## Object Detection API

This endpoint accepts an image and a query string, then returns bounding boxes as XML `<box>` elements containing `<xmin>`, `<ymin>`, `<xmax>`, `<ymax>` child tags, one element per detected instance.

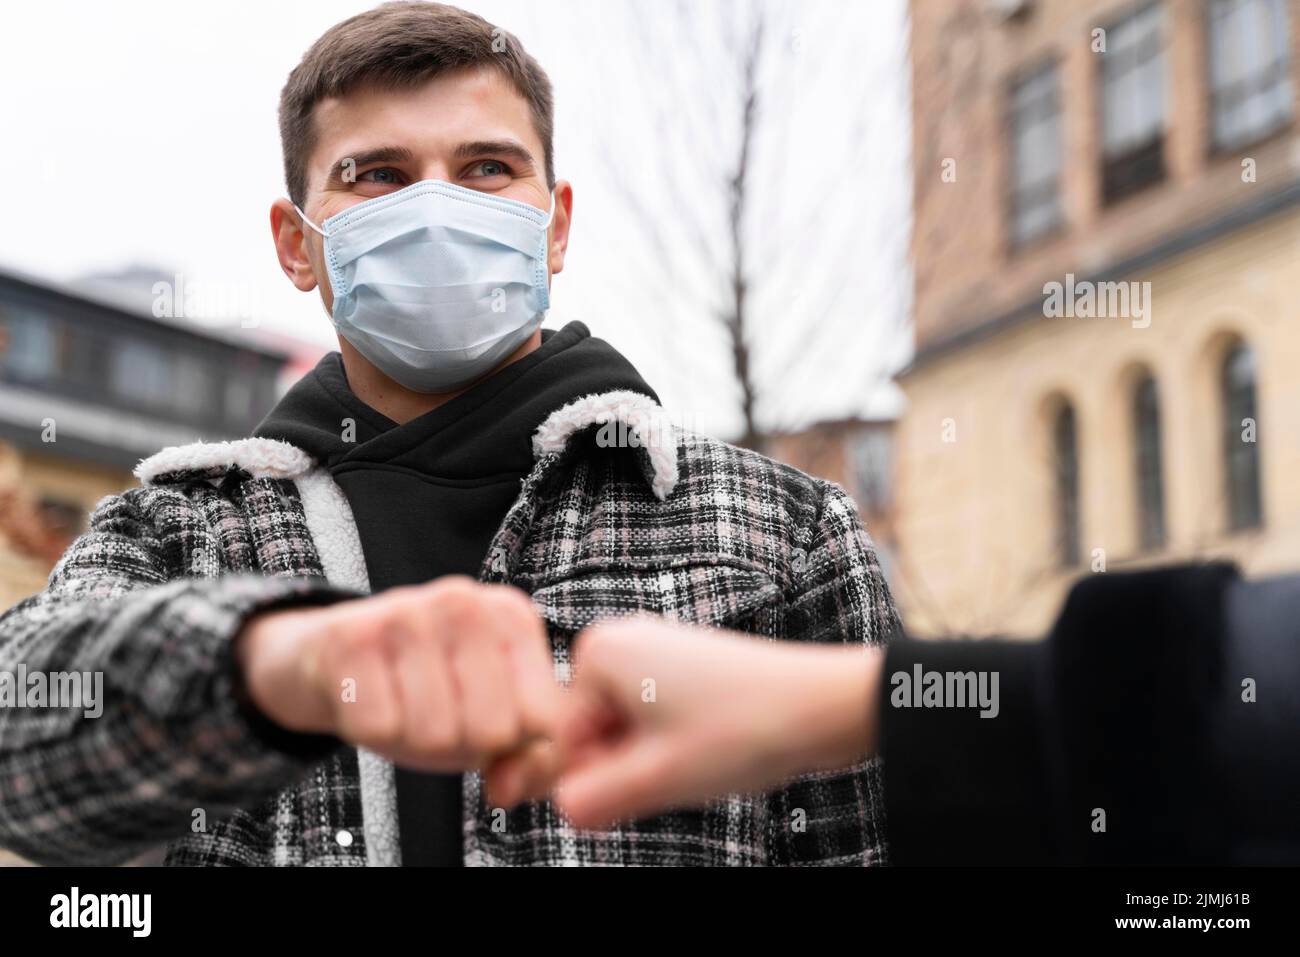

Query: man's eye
<box><xmin>469</xmin><ymin>160</ymin><xmax>511</xmax><ymax>178</ymax></box>
<box><xmin>357</xmin><ymin>167</ymin><xmax>403</xmax><ymax>185</ymax></box>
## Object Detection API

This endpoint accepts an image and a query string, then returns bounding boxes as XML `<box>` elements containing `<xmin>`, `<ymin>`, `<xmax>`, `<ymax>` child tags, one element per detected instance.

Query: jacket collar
<box><xmin>530</xmin><ymin>389</ymin><xmax>678</xmax><ymax>500</ymax></box>
<box><xmin>135</xmin><ymin>389</ymin><xmax>680</xmax><ymax>500</ymax></box>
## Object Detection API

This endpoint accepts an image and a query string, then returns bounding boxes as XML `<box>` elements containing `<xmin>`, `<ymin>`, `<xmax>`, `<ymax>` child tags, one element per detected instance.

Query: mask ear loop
<box><xmin>542</xmin><ymin>189</ymin><xmax>557</xmax><ymax>230</ymax></box>
<box><xmin>292</xmin><ymin>204</ymin><xmax>330</xmax><ymax>239</ymax></box>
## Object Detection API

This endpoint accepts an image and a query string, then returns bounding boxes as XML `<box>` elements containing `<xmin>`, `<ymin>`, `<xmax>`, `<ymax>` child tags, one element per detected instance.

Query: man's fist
<box><xmin>234</xmin><ymin>577</ymin><xmax>562</xmax><ymax>772</ymax></box>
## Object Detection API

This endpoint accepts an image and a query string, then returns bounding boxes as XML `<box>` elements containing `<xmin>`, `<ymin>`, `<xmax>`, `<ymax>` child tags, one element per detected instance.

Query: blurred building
<box><xmin>767</xmin><ymin>418</ymin><xmax>899</xmax><ymax>582</ymax></box>
<box><xmin>0</xmin><ymin>268</ymin><xmax>288</xmax><ymax>608</ymax></box>
<box><xmin>897</xmin><ymin>0</ymin><xmax>1300</xmax><ymax>636</ymax></box>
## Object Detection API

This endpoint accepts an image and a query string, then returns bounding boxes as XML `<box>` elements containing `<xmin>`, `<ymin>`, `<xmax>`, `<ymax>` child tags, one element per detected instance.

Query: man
<box><xmin>0</xmin><ymin>1</ymin><xmax>897</xmax><ymax>866</ymax></box>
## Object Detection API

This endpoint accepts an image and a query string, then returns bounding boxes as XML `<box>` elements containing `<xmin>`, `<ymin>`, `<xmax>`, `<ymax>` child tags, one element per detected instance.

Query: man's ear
<box><xmin>547</xmin><ymin>181</ymin><xmax>573</xmax><ymax>278</ymax></box>
<box><xmin>271</xmin><ymin>198</ymin><xmax>320</xmax><ymax>293</ymax></box>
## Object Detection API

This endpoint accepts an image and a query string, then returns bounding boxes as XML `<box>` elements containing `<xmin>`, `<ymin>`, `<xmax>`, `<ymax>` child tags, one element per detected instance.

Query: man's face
<box><xmin>272</xmin><ymin>65</ymin><xmax>571</xmax><ymax>313</ymax></box>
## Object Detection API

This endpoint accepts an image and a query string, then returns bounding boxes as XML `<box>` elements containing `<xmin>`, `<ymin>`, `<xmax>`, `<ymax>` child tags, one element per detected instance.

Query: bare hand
<box><xmin>236</xmin><ymin>577</ymin><xmax>562</xmax><ymax>772</ymax></box>
<box><xmin>487</xmin><ymin>615</ymin><xmax>884</xmax><ymax>827</ymax></box>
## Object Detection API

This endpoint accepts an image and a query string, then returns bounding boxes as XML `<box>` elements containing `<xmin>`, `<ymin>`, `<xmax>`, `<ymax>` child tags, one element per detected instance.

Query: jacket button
<box><xmin>335</xmin><ymin>829</ymin><xmax>353</xmax><ymax>847</ymax></box>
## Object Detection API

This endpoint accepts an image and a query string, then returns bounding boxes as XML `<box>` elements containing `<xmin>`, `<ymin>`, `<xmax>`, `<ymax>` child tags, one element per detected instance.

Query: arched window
<box><xmin>1134</xmin><ymin>374</ymin><xmax>1166</xmax><ymax>550</ymax></box>
<box><xmin>1222</xmin><ymin>343</ymin><xmax>1263</xmax><ymax>531</ymax></box>
<box><xmin>1053</xmin><ymin>403</ymin><xmax>1081</xmax><ymax>566</ymax></box>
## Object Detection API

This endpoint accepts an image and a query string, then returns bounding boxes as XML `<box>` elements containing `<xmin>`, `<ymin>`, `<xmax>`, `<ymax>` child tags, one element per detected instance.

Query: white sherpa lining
<box><xmin>137</xmin><ymin>392</ymin><xmax>679</xmax><ymax>498</ymax></box>
<box><xmin>531</xmin><ymin>389</ymin><xmax>679</xmax><ymax>500</ymax></box>
<box><xmin>292</xmin><ymin>467</ymin><xmax>403</xmax><ymax>868</ymax></box>
<box><xmin>134</xmin><ymin>437</ymin><xmax>313</xmax><ymax>484</ymax></box>
<box><xmin>293</xmin><ymin>468</ymin><xmax>371</xmax><ymax>594</ymax></box>
<box><xmin>354</xmin><ymin>749</ymin><xmax>401</xmax><ymax>867</ymax></box>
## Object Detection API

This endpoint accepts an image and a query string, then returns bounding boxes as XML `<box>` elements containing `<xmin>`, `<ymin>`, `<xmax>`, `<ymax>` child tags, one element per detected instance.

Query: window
<box><xmin>1009</xmin><ymin>62</ymin><xmax>1063</xmax><ymax>246</ymax></box>
<box><xmin>1222</xmin><ymin>342</ymin><xmax>1263</xmax><ymax>530</ymax></box>
<box><xmin>172</xmin><ymin>354</ymin><xmax>214</xmax><ymax>417</ymax></box>
<box><xmin>60</xmin><ymin>325</ymin><xmax>109</xmax><ymax>388</ymax></box>
<box><xmin>110</xmin><ymin>340</ymin><xmax>172</xmax><ymax>408</ymax></box>
<box><xmin>1208</xmin><ymin>0</ymin><xmax>1292</xmax><ymax>149</ymax></box>
<box><xmin>225</xmin><ymin>378</ymin><xmax>254</xmax><ymax>424</ymax></box>
<box><xmin>1053</xmin><ymin>403</ymin><xmax>1081</xmax><ymax>566</ymax></box>
<box><xmin>850</xmin><ymin>427</ymin><xmax>893</xmax><ymax>515</ymax></box>
<box><xmin>1133</xmin><ymin>374</ymin><xmax>1167</xmax><ymax>549</ymax></box>
<box><xmin>1101</xmin><ymin>3</ymin><xmax>1167</xmax><ymax>202</ymax></box>
<box><xmin>0</xmin><ymin>308</ymin><xmax>57</xmax><ymax>380</ymax></box>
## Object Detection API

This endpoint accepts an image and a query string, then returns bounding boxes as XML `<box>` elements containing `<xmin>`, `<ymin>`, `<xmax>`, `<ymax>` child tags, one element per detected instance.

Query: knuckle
<box><xmin>318</xmin><ymin>633</ymin><xmax>358</xmax><ymax>676</ymax></box>
<box><xmin>407</xmin><ymin>716</ymin><xmax>458</xmax><ymax>756</ymax></box>
<box><xmin>430</xmin><ymin>574</ymin><xmax>477</xmax><ymax>592</ymax></box>
<box><xmin>429</xmin><ymin>575</ymin><xmax>481</xmax><ymax>606</ymax></box>
<box><xmin>491</xmin><ymin>586</ymin><xmax>540</xmax><ymax>621</ymax></box>
<box><xmin>340</xmin><ymin>629</ymin><xmax>387</xmax><ymax>664</ymax></box>
<box><xmin>433</xmin><ymin>583</ymin><xmax>488</xmax><ymax>632</ymax></box>
<box><xmin>344</xmin><ymin>701</ymin><xmax>402</xmax><ymax>748</ymax></box>
<box><xmin>489</xmin><ymin>594</ymin><xmax>547</xmax><ymax>649</ymax></box>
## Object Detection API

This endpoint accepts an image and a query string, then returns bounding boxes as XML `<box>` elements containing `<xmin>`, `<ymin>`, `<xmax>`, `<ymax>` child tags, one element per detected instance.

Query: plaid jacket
<box><xmin>0</xmin><ymin>390</ymin><xmax>898</xmax><ymax>866</ymax></box>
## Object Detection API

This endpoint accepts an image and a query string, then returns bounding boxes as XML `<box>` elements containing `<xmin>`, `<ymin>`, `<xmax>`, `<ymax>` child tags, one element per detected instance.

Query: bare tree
<box><xmin>581</xmin><ymin>0</ymin><xmax>913</xmax><ymax>449</ymax></box>
<box><xmin>724</xmin><ymin>12</ymin><xmax>763</xmax><ymax>449</ymax></box>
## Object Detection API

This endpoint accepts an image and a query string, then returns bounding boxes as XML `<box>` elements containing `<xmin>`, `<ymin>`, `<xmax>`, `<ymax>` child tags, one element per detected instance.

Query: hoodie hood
<box><xmin>134</xmin><ymin>322</ymin><xmax>678</xmax><ymax>499</ymax></box>
<box><xmin>254</xmin><ymin>321</ymin><xmax>658</xmax><ymax>481</ymax></box>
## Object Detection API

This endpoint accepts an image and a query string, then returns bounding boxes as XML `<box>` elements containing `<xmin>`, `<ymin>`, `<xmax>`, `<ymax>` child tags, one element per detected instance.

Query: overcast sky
<box><xmin>0</xmin><ymin>0</ymin><xmax>911</xmax><ymax>439</ymax></box>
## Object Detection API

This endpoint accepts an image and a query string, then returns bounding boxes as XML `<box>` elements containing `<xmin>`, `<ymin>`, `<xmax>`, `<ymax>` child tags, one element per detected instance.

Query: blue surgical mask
<box><xmin>295</xmin><ymin>179</ymin><xmax>554</xmax><ymax>393</ymax></box>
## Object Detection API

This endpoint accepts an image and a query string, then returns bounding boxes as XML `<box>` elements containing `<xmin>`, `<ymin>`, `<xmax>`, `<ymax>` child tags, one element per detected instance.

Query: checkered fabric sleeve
<box><xmin>787</xmin><ymin>481</ymin><xmax>900</xmax><ymax>649</ymax></box>
<box><xmin>766</xmin><ymin>480</ymin><xmax>900</xmax><ymax>865</ymax></box>
<box><xmin>0</xmin><ymin>487</ymin><xmax>347</xmax><ymax>865</ymax></box>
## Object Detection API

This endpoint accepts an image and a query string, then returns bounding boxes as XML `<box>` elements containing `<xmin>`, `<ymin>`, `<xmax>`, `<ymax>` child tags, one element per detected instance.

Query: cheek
<box><xmin>308</xmin><ymin>241</ymin><xmax>335</xmax><ymax>310</ymax></box>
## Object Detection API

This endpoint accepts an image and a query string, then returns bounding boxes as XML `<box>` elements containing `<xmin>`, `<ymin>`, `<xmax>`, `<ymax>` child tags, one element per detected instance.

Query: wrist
<box><xmin>790</xmin><ymin>645</ymin><xmax>884</xmax><ymax>772</ymax></box>
<box><xmin>235</xmin><ymin>607</ymin><xmax>332</xmax><ymax>735</ymax></box>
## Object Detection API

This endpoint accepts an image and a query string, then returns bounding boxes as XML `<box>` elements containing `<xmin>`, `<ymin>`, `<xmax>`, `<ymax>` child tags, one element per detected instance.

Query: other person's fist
<box><xmin>488</xmin><ymin>616</ymin><xmax>883</xmax><ymax>827</ymax></box>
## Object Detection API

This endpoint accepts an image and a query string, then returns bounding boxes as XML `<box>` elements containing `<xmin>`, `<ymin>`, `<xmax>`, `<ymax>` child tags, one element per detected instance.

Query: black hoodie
<box><xmin>255</xmin><ymin>321</ymin><xmax>657</xmax><ymax>866</ymax></box>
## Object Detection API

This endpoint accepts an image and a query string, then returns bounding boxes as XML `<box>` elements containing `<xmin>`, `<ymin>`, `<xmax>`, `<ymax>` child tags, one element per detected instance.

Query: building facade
<box><xmin>0</xmin><ymin>269</ymin><xmax>287</xmax><ymax>608</ymax></box>
<box><xmin>897</xmin><ymin>0</ymin><xmax>1300</xmax><ymax>636</ymax></box>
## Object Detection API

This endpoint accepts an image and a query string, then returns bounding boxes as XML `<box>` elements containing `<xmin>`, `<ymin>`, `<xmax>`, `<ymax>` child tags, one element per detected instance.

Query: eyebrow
<box><xmin>453</xmin><ymin>139</ymin><xmax>537</xmax><ymax>170</ymax></box>
<box><xmin>326</xmin><ymin>146</ymin><xmax>415</xmax><ymax>187</ymax></box>
<box><xmin>324</xmin><ymin>140</ymin><xmax>538</xmax><ymax>190</ymax></box>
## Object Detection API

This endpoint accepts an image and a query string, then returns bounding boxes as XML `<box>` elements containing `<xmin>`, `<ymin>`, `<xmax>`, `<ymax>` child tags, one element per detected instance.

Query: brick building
<box><xmin>896</xmin><ymin>0</ymin><xmax>1300</xmax><ymax>636</ymax></box>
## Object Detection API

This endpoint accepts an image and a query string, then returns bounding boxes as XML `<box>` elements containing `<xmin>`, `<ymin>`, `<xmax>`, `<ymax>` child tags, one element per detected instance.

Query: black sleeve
<box><xmin>880</xmin><ymin>563</ymin><xmax>1240</xmax><ymax>866</ymax></box>
<box><xmin>880</xmin><ymin>634</ymin><xmax>1055</xmax><ymax>865</ymax></box>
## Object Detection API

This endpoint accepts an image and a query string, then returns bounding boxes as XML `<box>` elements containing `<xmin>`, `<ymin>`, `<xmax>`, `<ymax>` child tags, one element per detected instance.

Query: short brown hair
<box><xmin>278</xmin><ymin>1</ymin><xmax>555</xmax><ymax>207</ymax></box>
